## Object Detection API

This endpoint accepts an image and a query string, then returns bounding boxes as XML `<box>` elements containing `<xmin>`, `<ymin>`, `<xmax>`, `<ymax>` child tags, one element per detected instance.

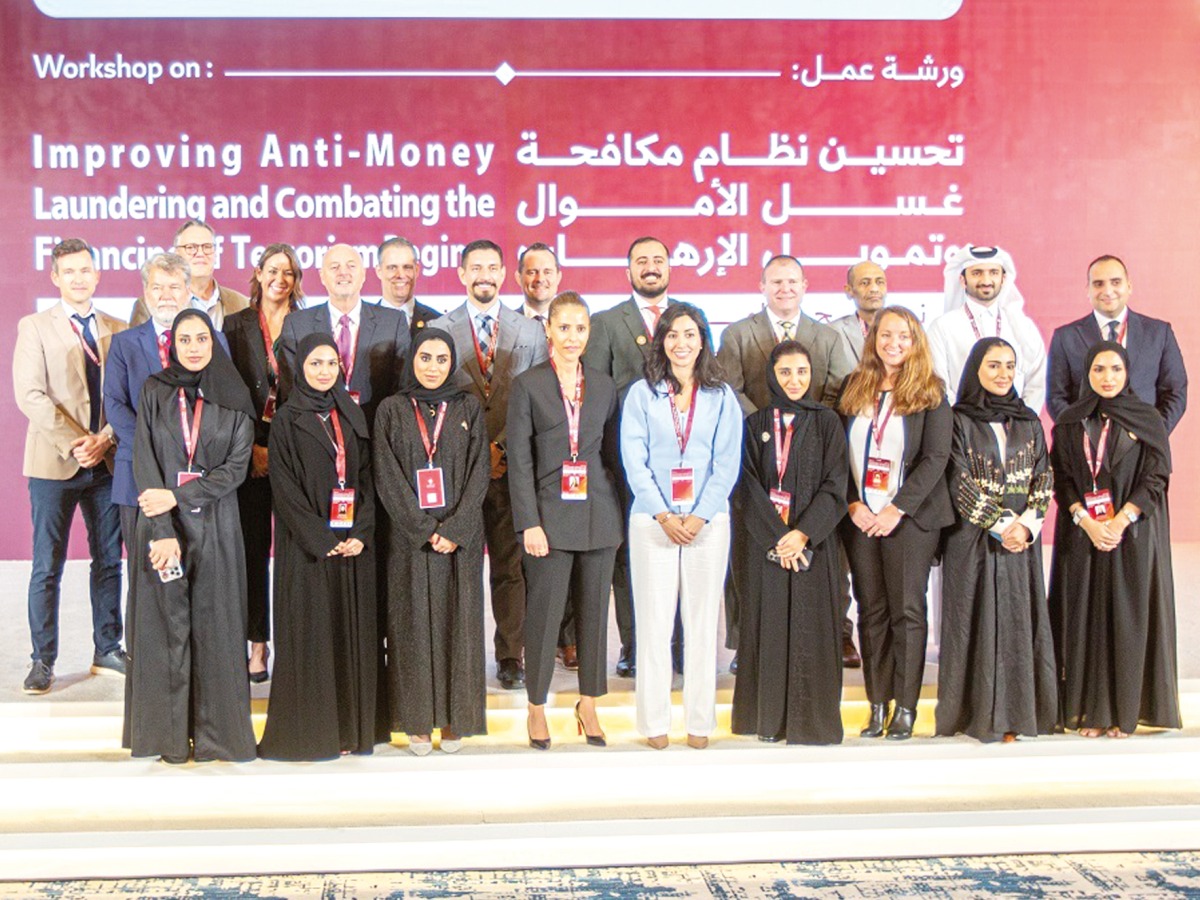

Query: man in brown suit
<box><xmin>13</xmin><ymin>239</ymin><xmax>128</xmax><ymax>693</ymax></box>
<box><xmin>130</xmin><ymin>219</ymin><xmax>248</xmax><ymax>328</ymax></box>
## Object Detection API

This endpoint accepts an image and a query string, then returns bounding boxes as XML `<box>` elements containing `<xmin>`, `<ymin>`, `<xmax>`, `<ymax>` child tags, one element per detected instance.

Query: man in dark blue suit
<box><xmin>1047</xmin><ymin>255</ymin><xmax>1187</xmax><ymax>432</ymax></box>
<box><xmin>105</xmin><ymin>252</ymin><xmax>231</xmax><ymax>548</ymax></box>
<box><xmin>278</xmin><ymin>243</ymin><xmax>410</xmax><ymax>429</ymax></box>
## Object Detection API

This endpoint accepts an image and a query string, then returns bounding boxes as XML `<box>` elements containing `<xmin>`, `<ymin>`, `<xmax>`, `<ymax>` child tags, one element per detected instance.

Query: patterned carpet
<box><xmin>5</xmin><ymin>853</ymin><xmax>1199</xmax><ymax>898</ymax></box>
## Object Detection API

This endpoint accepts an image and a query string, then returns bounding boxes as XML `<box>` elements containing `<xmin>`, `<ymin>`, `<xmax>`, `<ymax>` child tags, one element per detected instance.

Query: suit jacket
<box><xmin>717</xmin><ymin>310</ymin><xmax>853</xmax><ymax>415</ymax></box>
<box><xmin>104</xmin><ymin>319</ymin><xmax>230</xmax><ymax>506</ymax></box>
<box><xmin>843</xmin><ymin>397</ymin><xmax>955</xmax><ymax>532</ymax></box>
<box><xmin>506</xmin><ymin>362</ymin><xmax>623</xmax><ymax>551</ymax></box>
<box><xmin>14</xmin><ymin>305</ymin><xmax>126</xmax><ymax>480</ymax></box>
<box><xmin>409</xmin><ymin>299</ymin><xmax>441</xmax><ymax>335</ymax></box>
<box><xmin>278</xmin><ymin>301</ymin><xmax>410</xmax><ymax>428</ymax></box>
<box><xmin>129</xmin><ymin>283</ymin><xmax>249</xmax><ymax>329</ymax></box>
<box><xmin>1047</xmin><ymin>309</ymin><xmax>1187</xmax><ymax>433</ymax></box>
<box><xmin>829</xmin><ymin>313</ymin><xmax>868</xmax><ymax>364</ymax></box>
<box><xmin>431</xmin><ymin>302</ymin><xmax>548</xmax><ymax>448</ymax></box>
<box><xmin>583</xmin><ymin>296</ymin><xmax>676</xmax><ymax>395</ymax></box>
<box><xmin>223</xmin><ymin>307</ymin><xmax>282</xmax><ymax>447</ymax></box>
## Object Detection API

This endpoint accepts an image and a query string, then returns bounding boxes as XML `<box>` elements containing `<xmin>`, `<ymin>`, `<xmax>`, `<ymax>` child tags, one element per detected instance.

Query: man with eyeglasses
<box><xmin>131</xmin><ymin>219</ymin><xmax>248</xmax><ymax>329</ymax></box>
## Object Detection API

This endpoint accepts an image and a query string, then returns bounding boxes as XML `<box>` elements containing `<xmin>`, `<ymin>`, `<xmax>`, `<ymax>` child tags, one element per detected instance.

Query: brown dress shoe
<box><xmin>842</xmin><ymin>633</ymin><xmax>862</xmax><ymax>669</ymax></box>
<box><xmin>557</xmin><ymin>644</ymin><xmax>579</xmax><ymax>671</ymax></box>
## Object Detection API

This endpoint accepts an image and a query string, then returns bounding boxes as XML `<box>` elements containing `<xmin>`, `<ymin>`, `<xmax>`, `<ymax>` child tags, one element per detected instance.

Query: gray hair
<box><xmin>141</xmin><ymin>252</ymin><xmax>192</xmax><ymax>287</ymax></box>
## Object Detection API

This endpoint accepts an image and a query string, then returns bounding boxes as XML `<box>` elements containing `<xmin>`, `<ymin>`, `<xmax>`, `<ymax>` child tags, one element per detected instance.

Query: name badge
<box><xmin>330</xmin><ymin>487</ymin><xmax>356</xmax><ymax>528</ymax></box>
<box><xmin>562</xmin><ymin>460</ymin><xmax>588</xmax><ymax>501</ymax></box>
<box><xmin>417</xmin><ymin>467</ymin><xmax>446</xmax><ymax>509</ymax></box>
<box><xmin>670</xmin><ymin>467</ymin><xmax>695</xmax><ymax>505</ymax></box>
<box><xmin>865</xmin><ymin>457</ymin><xmax>892</xmax><ymax>493</ymax></box>
<box><xmin>1084</xmin><ymin>488</ymin><xmax>1114</xmax><ymax>521</ymax></box>
<box><xmin>348</xmin><ymin>391</ymin><xmax>362</xmax><ymax>405</ymax></box>
<box><xmin>769</xmin><ymin>488</ymin><xmax>792</xmax><ymax>523</ymax></box>
<box><xmin>262</xmin><ymin>387</ymin><xmax>277</xmax><ymax>423</ymax></box>
<box><xmin>176</xmin><ymin>471</ymin><xmax>202</xmax><ymax>487</ymax></box>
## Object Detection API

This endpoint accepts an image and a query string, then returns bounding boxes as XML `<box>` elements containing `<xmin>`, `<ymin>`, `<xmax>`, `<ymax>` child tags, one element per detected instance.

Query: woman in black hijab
<box><xmin>374</xmin><ymin>327</ymin><xmax>490</xmax><ymax>754</ymax></box>
<box><xmin>1048</xmin><ymin>341</ymin><xmax>1179</xmax><ymax>738</ymax></box>
<box><xmin>730</xmin><ymin>341</ymin><xmax>849</xmax><ymax>744</ymax></box>
<box><xmin>258</xmin><ymin>332</ymin><xmax>384</xmax><ymax>761</ymax></box>
<box><xmin>936</xmin><ymin>338</ymin><xmax>1057</xmax><ymax>743</ymax></box>
<box><xmin>127</xmin><ymin>309</ymin><xmax>256</xmax><ymax>764</ymax></box>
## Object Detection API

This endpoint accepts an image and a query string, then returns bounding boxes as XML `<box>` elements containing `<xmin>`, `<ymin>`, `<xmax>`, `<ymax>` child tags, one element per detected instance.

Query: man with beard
<box><xmin>832</xmin><ymin>260</ymin><xmax>889</xmax><ymax>363</ymax></box>
<box><xmin>583</xmin><ymin>236</ymin><xmax>679</xmax><ymax>678</ymax></box>
<box><xmin>433</xmin><ymin>240</ymin><xmax>548</xmax><ymax>689</ymax></box>
<box><xmin>928</xmin><ymin>244</ymin><xmax>1046</xmax><ymax>411</ymax></box>
<box><xmin>279</xmin><ymin>243</ymin><xmax>410</xmax><ymax>429</ymax></box>
<box><xmin>374</xmin><ymin>236</ymin><xmax>440</xmax><ymax>335</ymax></box>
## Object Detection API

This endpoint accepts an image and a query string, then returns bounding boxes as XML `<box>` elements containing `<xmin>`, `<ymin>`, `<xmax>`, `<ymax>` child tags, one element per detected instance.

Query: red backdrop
<box><xmin>1</xmin><ymin>0</ymin><xmax>1196</xmax><ymax>555</ymax></box>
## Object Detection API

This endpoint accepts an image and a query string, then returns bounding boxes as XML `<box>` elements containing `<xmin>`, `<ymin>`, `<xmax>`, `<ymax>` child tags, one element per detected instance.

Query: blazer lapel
<box><xmin>453</xmin><ymin>306</ymin><xmax>488</xmax><ymax>394</ymax></box>
<box><xmin>139</xmin><ymin>323</ymin><xmax>163</xmax><ymax>373</ymax></box>
<box><xmin>493</xmin><ymin>306</ymin><xmax>520</xmax><ymax>383</ymax></box>
<box><xmin>750</xmin><ymin>311</ymin><xmax>776</xmax><ymax>363</ymax></box>
<box><xmin>902</xmin><ymin>408</ymin><xmax>924</xmax><ymax>474</ymax></box>
<box><xmin>352</xmin><ymin>305</ymin><xmax>379</xmax><ymax>392</ymax></box>
<box><xmin>49</xmin><ymin>307</ymin><xmax>87</xmax><ymax>391</ymax></box>
<box><xmin>620</xmin><ymin>300</ymin><xmax>652</xmax><ymax>355</ymax></box>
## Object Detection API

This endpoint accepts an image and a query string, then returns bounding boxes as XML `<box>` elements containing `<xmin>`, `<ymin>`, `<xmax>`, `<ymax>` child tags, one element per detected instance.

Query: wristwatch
<box><xmin>1072</xmin><ymin>507</ymin><xmax>1088</xmax><ymax>526</ymax></box>
<box><xmin>1123</xmin><ymin>509</ymin><xmax>1139</xmax><ymax>524</ymax></box>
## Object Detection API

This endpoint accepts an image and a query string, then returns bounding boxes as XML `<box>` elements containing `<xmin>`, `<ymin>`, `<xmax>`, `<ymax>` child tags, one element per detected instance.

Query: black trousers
<box><xmin>523</xmin><ymin>546</ymin><xmax>616</xmax><ymax>705</ymax></box>
<box><xmin>843</xmin><ymin>518</ymin><xmax>939</xmax><ymax>710</ymax></box>
<box><xmin>237</xmin><ymin>473</ymin><xmax>273</xmax><ymax>644</ymax></box>
<box><xmin>482</xmin><ymin>474</ymin><xmax>526</xmax><ymax>662</ymax></box>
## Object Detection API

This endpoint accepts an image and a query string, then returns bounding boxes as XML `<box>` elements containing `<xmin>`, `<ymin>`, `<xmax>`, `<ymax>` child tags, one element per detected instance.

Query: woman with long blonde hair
<box><xmin>838</xmin><ymin>306</ymin><xmax>953</xmax><ymax>740</ymax></box>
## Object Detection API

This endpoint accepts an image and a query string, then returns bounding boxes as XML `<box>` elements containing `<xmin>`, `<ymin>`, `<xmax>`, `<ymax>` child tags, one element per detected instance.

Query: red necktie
<box><xmin>158</xmin><ymin>332</ymin><xmax>171</xmax><ymax>369</ymax></box>
<box><xmin>647</xmin><ymin>304</ymin><xmax>663</xmax><ymax>335</ymax></box>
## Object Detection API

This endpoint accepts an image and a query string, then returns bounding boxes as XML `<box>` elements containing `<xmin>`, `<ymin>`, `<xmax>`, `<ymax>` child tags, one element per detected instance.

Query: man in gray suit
<box><xmin>583</xmin><ymin>236</ymin><xmax>676</xmax><ymax>677</ymax></box>
<box><xmin>831</xmin><ymin>260</ymin><xmax>888</xmax><ymax>364</ymax></box>
<box><xmin>717</xmin><ymin>254</ymin><xmax>858</xmax><ymax>666</ymax></box>
<box><xmin>432</xmin><ymin>240</ymin><xmax>548</xmax><ymax>689</ymax></box>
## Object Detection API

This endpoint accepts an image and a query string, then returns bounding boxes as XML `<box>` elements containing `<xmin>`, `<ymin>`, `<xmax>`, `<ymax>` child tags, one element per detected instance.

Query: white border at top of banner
<box><xmin>34</xmin><ymin>0</ymin><xmax>963</xmax><ymax>20</ymax></box>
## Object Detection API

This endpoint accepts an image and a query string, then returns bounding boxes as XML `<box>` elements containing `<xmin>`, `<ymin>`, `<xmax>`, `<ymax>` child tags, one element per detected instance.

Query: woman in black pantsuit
<box><xmin>223</xmin><ymin>242</ymin><xmax>304</xmax><ymax>681</ymax></box>
<box><xmin>838</xmin><ymin>306</ymin><xmax>954</xmax><ymax>741</ymax></box>
<box><xmin>507</xmin><ymin>292</ymin><xmax>623</xmax><ymax>749</ymax></box>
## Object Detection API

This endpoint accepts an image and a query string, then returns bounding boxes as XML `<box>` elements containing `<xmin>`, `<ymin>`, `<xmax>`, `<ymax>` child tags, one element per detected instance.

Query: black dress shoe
<box><xmin>860</xmin><ymin>702</ymin><xmax>891</xmax><ymax>738</ymax></box>
<box><xmin>729</xmin><ymin>653</ymin><xmax>739</xmax><ymax>675</ymax></box>
<box><xmin>615</xmin><ymin>646</ymin><xmax>635</xmax><ymax>678</ymax></box>
<box><xmin>497</xmin><ymin>658</ymin><xmax>525</xmax><ymax>690</ymax></box>
<box><xmin>757</xmin><ymin>734</ymin><xmax>781</xmax><ymax>743</ymax></box>
<box><xmin>671</xmin><ymin>642</ymin><xmax>684</xmax><ymax>675</ymax></box>
<box><xmin>159</xmin><ymin>754</ymin><xmax>189</xmax><ymax>765</ymax></box>
<box><xmin>886</xmin><ymin>706</ymin><xmax>915</xmax><ymax>740</ymax></box>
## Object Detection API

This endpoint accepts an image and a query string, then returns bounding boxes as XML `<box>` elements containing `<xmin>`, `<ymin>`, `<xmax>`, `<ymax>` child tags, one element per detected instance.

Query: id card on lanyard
<box><xmin>412</xmin><ymin>398</ymin><xmax>449</xmax><ymax>509</ymax></box>
<box><xmin>863</xmin><ymin>391</ymin><xmax>895</xmax><ymax>496</ymax></box>
<box><xmin>667</xmin><ymin>381</ymin><xmax>698</xmax><ymax>505</ymax></box>
<box><xmin>770</xmin><ymin>408</ymin><xmax>795</xmax><ymax>523</ymax></box>
<box><xmin>258</xmin><ymin>309</ymin><xmax>280</xmax><ymax>422</ymax></box>
<box><xmin>553</xmin><ymin>360</ymin><xmax>588</xmax><ymax>501</ymax></box>
<box><xmin>1082</xmin><ymin>418</ymin><xmax>1114</xmax><ymax>520</ymax></box>
<box><xmin>327</xmin><ymin>409</ymin><xmax>356</xmax><ymax>528</ymax></box>
<box><xmin>176</xmin><ymin>389</ymin><xmax>204</xmax><ymax>486</ymax></box>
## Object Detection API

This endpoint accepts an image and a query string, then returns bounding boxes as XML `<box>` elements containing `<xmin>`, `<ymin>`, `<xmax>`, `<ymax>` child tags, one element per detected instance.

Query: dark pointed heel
<box><xmin>574</xmin><ymin>701</ymin><xmax>607</xmax><ymax>747</ymax></box>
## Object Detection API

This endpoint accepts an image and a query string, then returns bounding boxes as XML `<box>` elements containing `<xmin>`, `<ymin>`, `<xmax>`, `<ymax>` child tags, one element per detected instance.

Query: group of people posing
<box><xmin>15</xmin><ymin>224</ymin><xmax>1185</xmax><ymax>763</ymax></box>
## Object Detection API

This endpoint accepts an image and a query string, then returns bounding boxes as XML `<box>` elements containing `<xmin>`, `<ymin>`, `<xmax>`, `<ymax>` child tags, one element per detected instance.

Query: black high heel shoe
<box><xmin>527</xmin><ymin>714</ymin><xmax>551</xmax><ymax>751</ymax></box>
<box><xmin>575</xmin><ymin>701</ymin><xmax>606</xmax><ymax>747</ymax></box>
<box><xmin>886</xmin><ymin>706</ymin><xmax>915</xmax><ymax>740</ymax></box>
<box><xmin>861</xmin><ymin>702</ymin><xmax>891</xmax><ymax>738</ymax></box>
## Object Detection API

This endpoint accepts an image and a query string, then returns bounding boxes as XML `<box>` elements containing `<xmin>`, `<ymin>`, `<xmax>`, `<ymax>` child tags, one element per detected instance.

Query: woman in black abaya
<box><xmin>128</xmin><ymin>309</ymin><xmax>256</xmax><ymax>764</ymax></box>
<box><xmin>1048</xmin><ymin>341</ymin><xmax>1180</xmax><ymax>738</ymax></box>
<box><xmin>258</xmin><ymin>333</ymin><xmax>384</xmax><ymax>761</ymax></box>
<box><xmin>936</xmin><ymin>338</ymin><xmax>1057</xmax><ymax>743</ymax></box>
<box><xmin>374</xmin><ymin>327</ymin><xmax>490</xmax><ymax>754</ymax></box>
<box><xmin>731</xmin><ymin>341</ymin><xmax>848</xmax><ymax>745</ymax></box>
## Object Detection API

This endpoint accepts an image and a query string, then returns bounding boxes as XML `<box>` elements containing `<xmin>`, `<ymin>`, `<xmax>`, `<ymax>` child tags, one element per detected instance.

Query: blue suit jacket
<box><xmin>103</xmin><ymin>320</ymin><xmax>230</xmax><ymax>506</ymax></box>
<box><xmin>1046</xmin><ymin>309</ymin><xmax>1187</xmax><ymax>433</ymax></box>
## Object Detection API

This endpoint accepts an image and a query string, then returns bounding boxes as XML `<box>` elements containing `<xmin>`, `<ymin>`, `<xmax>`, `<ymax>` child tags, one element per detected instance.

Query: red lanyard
<box><xmin>550</xmin><ymin>359</ymin><xmax>585</xmax><ymax>460</ymax></box>
<box><xmin>772</xmin><ymin>409</ymin><xmax>795</xmax><ymax>489</ymax></box>
<box><xmin>176</xmin><ymin>389</ymin><xmax>204</xmax><ymax>471</ymax></box>
<box><xmin>869</xmin><ymin>391</ymin><xmax>895</xmax><ymax>449</ymax></box>
<box><xmin>964</xmin><ymin>303</ymin><xmax>1001</xmax><ymax>341</ymax></box>
<box><xmin>469</xmin><ymin>313</ymin><xmax>498</xmax><ymax>377</ymax></box>
<box><xmin>858</xmin><ymin>315</ymin><xmax>870</xmax><ymax>339</ymax></box>
<box><xmin>67</xmin><ymin>316</ymin><xmax>101</xmax><ymax>367</ymax></box>
<box><xmin>257</xmin><ymin>308</ymin><xmax>280</xmax><ymax>380</ymax></box>
<box><xmin>666</xmin><ymin>381</ymin><xmax>699</xmax><ymax>458</ymax></box>
<box><xmin>328</xmin><ymin>409</ymin><xmax>348</xmax><ymax>487</ymax></box>
<box><xmin>410</xmin><ymin>398</ymin><xmax>448</xmax><ymax>468</ymax></box>
<box><xmin>1082</xmin><ymin>418</ymin><xmax>1112</xmax><ymax>490</ymax></box>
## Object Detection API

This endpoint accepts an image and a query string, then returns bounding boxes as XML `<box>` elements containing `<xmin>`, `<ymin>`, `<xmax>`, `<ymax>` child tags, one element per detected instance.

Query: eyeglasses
<box><xmin>176</xmin><ymin>243</ymin><xmax>216</xmax><ymax>257</ymax></box>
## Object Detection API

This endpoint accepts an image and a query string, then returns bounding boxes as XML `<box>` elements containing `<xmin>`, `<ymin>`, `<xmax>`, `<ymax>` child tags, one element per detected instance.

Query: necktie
<box><xmin>336</xmin><ymin>314</ymin><xmax>353</xmax><ymax>379</ymax></box>
<box><xmin>780</xmin><ymin>320</ymin><xmax>795</xmax><ymax>341</ymax></box>
<box><xmin>158</xmin><ymin>332</ymin><xmax>171</xmax><ymax>369</ymax></box>
<box><xmin>647</xmin><ymin>304</ymin><xmax>663</xmax><ymax>334</ymax></box>
<box><xmin>73</xmin><ymin>314</ymin><xmax>101</xmax><ymax>434</ymax></box>
<box><xmin>1107</xmin><ymin>320</ymin><xmax>1119</xmax><ymax>343</ymax></box>
<box><xmin>477</xmin><ymin>314</ymin><xmax>494</xmax><ymax>381</ymax></box>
